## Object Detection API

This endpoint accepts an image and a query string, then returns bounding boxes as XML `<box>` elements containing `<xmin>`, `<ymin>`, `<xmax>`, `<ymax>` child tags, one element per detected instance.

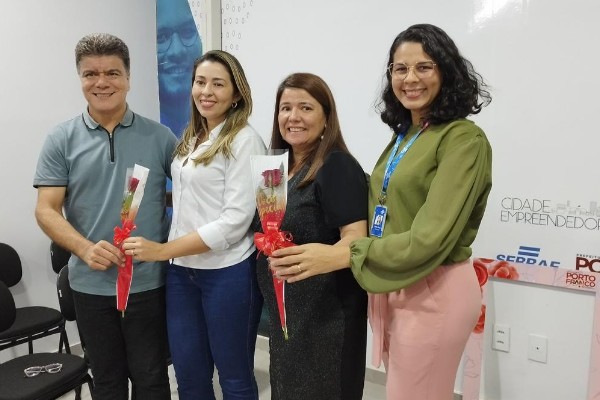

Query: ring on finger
<box><xmin>296</xmin><ymin>264</ymin><xmax>302</xmax><ymax>273</ymax></box>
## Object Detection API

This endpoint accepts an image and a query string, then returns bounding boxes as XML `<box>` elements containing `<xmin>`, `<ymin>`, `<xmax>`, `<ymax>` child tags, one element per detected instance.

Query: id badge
<box><xmin>370</xmin><ymin>205</ymin><xmax>387</xmax><ymax>238</ymax></box>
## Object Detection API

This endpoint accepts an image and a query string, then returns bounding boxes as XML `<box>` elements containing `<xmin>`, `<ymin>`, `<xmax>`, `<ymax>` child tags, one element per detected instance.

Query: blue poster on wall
<box><xmin>156</xmin><ymin>0</ymin><xmax>203</xmax><ymax>139</ymax></box>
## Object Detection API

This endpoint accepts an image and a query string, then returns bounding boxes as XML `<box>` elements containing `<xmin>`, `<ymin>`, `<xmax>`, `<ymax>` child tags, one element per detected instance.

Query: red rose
<box><xmin>473</xmin><ymin>304</ymin><xmax>486</xmax><ymax>334</ymax></box>
<box><xmin>262</xmin><ymin>169</ymin><xmax>283</xmax><ymax>188</ymax></box>
<box><xmin>128</xmin><ymin>177</ymin><xmax>140</xmax><ymax>193</ymax></box>
<box><xmin>473</xmin><ymin>259</ymin><xmax>489</xmax><ymax>287</ymax></box>
<box><xmin>488</xmin><ymin>261</ymin><xmax>520</xmax><ymax>280</ymax></box>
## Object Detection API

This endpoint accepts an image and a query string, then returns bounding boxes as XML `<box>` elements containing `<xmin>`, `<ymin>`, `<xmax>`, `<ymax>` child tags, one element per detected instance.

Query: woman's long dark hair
<box><xmin>270</xmin><ymin>73</ymin><xmax>350</xmax><ymax>187</ymax></box>
<box><xmin>379</xmin><ymin>24</ymin><xmax>491</xmax><ymax>131</ymax></box>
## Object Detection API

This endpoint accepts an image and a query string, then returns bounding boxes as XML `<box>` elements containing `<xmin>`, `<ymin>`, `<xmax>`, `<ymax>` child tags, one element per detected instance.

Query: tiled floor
<box><xmin>57</xmin><ymin>336</ymin><xmax>387</xmax><ymax>399</ymax></box>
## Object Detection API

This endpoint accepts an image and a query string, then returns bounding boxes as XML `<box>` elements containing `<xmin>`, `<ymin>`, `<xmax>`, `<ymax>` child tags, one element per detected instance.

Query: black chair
<box><xmin>50</xmin><ymin>242</ymin><xmax>77</xmax><ymax>354</ymax></box>
<box><xmin>50</xmin><ymin>241</ymin><xmax>71</xmax><ymax>275</ymax></box>
<box><xmin>0</xmin><ymin>281</ymin><xmax>93</xmax><ymax>400</ymax></box>
<box><xmin>56</xmin><ymin>266</ymin><xmax>76</xmax><ymax>327</ymax></box>
<box><xmin>57</xmin><ymin>264</ymin><xmax>92</xmax><ymax>399</ymax></box>
<box><xmin>56</xmin><ymin>265</ymin><xmax>87</xmax><ymax>362</ymax></box>
<box><xmin>0</xmin><ymin>243</ymin><xmax>69</xmax><ymax>355</ymax></box>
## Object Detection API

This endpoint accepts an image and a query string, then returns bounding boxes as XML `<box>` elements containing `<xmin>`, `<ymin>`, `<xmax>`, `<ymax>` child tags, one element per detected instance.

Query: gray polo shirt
<box><xmin>34</xmin><ymin>108</ymin><xmax>178</xmax><ymax>295</ymax></box>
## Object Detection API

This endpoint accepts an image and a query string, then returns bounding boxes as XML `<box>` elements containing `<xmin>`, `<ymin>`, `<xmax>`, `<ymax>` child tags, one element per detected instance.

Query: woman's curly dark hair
<box><xmin>379</xmin><ymin>24</ymin><xmax>491</xmax><ymax>131</ymax></box>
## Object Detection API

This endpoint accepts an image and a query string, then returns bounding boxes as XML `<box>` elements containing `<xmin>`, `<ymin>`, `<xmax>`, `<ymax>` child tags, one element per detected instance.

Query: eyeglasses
<box><xmin>388</xmin><ymin>61</ymin><xmax>437</xmax><ymax>80</ymax></box>
<box><xmin>24</xmin><ymin>363</ymin><xmax>62</xmax><ymax>378</ymax></box>
<box><xmin>157</xmin><ymin>26</ymin><xmax>199</xmax><ymax>53</ymax></box>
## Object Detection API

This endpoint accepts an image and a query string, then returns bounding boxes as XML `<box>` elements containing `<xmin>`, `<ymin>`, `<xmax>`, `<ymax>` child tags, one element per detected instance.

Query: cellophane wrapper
<box><xmin>113</xmin><ymin>164</ymin><xmax>149</xmax><ymax>315</ymax></box>
<box><xmin>251</xmin><ymin>152</ymin><xmax>294</xmax><ymax>339</ymax></box>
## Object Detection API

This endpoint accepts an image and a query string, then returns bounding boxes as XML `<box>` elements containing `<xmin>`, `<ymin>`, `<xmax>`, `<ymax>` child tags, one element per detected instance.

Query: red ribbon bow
<box><xmin>254</xmin><ymin>229</ymin><xmax>294</xmax><ymax>257</ymax></box>
<box><xmin>114</xmin><ymin>219</ymin><xmax>136</xmax><ymax>246</ymax></box>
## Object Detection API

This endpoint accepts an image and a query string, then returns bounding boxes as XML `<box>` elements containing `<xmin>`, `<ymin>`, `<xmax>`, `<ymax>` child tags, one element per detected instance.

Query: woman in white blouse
<box><xmin>124</xmin><ymin>50</ymin><xmax>266</xmax><ymax>400</ymax></box>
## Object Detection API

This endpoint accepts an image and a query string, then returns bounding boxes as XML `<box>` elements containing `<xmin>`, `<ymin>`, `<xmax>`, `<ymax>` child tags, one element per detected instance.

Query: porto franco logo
<box><xmin>575</xmin><ymin>254</ymin><xmax>600</xmax><ymax>273</ymax></box>
<box><xmin>497</xmin><ymin>245</ymin><xmax>560</xmax><ymax>267</ymax></box>
<box><xmin>565</xmin><ymin>271</ymin><xmax>596</xmax><ymax>288</ymax></box>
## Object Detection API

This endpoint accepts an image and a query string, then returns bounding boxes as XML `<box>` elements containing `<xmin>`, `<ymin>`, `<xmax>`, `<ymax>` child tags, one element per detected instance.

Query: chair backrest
<box><xmin>50</xmin><ymin>242</ymin><xmax>71</xmax><ymax>274</ymax></box>
<box><xmin>0</xmin><ymin>281</ymin><xmax>16</xmax><ymax>331</ymax></box>
<box><xmin>56</xmin><ymin>266</ymin><xmax>76</xmax><ymax>321</ymax></box>
<box><xmin>0</xmin><ymin>243</ymin><xmax>22</xmax><ymax>287</ymax></box>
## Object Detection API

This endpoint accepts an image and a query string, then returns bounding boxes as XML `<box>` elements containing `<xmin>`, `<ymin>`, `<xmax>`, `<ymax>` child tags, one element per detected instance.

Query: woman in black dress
<box><xmin>254</xmin><ymin>73</ymin><xmax>368</xmax><ymax>400</ymax></box>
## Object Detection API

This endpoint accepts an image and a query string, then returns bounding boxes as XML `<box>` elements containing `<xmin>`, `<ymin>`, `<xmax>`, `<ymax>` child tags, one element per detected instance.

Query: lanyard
<box><xmin>378</xmin><ymin>122</ymin><xmax>429</xmax><ymax>205</ymax></box>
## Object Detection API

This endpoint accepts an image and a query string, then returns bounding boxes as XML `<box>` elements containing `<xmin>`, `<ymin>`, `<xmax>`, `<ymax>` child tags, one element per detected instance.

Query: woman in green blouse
<box><xmin>269</xmin><ymin>24</ymin><xmax>492</xmax><ymax>400</ymax></box>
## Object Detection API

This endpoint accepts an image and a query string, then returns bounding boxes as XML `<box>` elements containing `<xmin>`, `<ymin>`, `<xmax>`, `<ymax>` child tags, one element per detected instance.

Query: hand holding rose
<box><xmin>81</xmin><ymin>240</ymin><xmax>125</xmax><ymax>271</ymax></box>
<box><xmin>122</xmin><ymin>237</ymin><xmax>165</xmax><ymax>262</ymax></box>
<box><xmin>269</xmin><ymin>244</ymin><xmax>351</xmax><ymax>283</ymax></box>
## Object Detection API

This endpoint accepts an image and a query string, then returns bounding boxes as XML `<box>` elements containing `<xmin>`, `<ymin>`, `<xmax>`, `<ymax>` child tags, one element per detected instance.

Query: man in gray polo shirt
<box><xmin>34</xmin><ymin>33</ymin><xmax>176</xmax><ymax>400</ymax></box>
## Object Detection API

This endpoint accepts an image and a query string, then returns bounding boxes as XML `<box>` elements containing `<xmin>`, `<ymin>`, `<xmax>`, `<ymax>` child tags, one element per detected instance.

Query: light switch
<box><xmin>492</xmin><ymin>324</ymin><xmax>510</xmax><ymax>352</ymax></box>
<box><xmin>528</xmin><ymin>334</ymin><xmax>548</xmax><ymax>363</ymax></box>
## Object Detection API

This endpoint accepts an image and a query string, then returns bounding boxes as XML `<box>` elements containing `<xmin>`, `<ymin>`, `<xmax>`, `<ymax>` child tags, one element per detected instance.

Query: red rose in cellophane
<box><xmin>113</xmin><ymin>164</ymin><xmax>149</xmax><ymax>316</ymax></box>
<box><xmin>252</xmin><ymin>154</ymin><xmax>294</xmax><ymax>340</ymax></box>
<box><xmin>262</xmin><ymin>168</ymin><xmax>283</xmax><ymax>188</ymax></box>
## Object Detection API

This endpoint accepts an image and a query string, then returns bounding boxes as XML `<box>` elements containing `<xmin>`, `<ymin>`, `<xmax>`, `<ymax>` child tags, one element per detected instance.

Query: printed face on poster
<box><xmin>156</xmin><ymin>0</ymin><xmax>203</xmax><ymax>139</ymax></box>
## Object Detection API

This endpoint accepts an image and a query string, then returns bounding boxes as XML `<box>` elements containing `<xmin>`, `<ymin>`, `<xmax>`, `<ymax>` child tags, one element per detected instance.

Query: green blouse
<box><xmin>350</xmin><ymin>119</ymin><xmax>492</xmax><ymax>293</ymax></box>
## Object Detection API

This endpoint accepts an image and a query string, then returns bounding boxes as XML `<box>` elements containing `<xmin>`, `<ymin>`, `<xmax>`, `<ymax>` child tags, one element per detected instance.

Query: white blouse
<box><xmin>169</xmin><ymin>122</ymin><xmax>267</xmax><ymax>269</ymax></box>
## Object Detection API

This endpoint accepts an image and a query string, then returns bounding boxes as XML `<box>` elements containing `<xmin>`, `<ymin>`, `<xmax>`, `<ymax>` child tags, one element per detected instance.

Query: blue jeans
<box><xmin>167</xmin><ymin>255</ymin><xmax>262</xmax><ymax>400</ymax></box>
<box><xmin>72</xmin><ymin>287</ymin><xmax>170</xmax><ymax>400</ymax></box>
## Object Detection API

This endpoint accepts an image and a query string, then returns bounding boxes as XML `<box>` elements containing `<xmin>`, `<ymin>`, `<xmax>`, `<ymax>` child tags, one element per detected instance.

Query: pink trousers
<box><xmin>369</xmin><ymin>259</ymin><xmax>481</xmax><ymax>400</ymax></box>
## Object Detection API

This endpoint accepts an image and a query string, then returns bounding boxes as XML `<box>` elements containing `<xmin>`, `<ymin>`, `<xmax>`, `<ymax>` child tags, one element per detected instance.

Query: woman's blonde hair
<box><xmin>175</xmin><ymin>50</ymin><xmax>252</xmax><ymax>165</ymax></box>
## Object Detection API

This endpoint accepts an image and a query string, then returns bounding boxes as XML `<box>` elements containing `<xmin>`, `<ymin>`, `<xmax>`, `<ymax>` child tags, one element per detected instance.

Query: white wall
<box><xmin>0</xmin><ymin>0</ymin><xmax>159</xmax><ymax>361</ymax></box>
<box><xmin>2</xmin><ymin>1</ymin><xmax>598</xmax><ymax>398</ymax></box>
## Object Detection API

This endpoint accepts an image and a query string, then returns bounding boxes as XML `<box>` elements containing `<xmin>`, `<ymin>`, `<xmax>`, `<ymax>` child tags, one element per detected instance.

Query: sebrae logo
<box><xmin>575</xmin><ymin>254</ymin><xmax>600</xmax><ymax>273</ymax></box>
<box><xmin>497</xmin><ymin>245</ymin><xmax>560</xmax><ymax>267</ymax></box>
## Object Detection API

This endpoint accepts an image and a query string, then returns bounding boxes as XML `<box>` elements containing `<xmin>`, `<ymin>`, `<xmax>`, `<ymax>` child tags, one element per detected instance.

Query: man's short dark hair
<box><xmin>75</xmin><ymin>33</ymin><xmax>130</xmax><ymax>73</ymax></box>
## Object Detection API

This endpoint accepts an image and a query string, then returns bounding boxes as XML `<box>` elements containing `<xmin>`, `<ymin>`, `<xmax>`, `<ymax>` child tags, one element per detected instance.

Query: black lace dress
<box><xmin>253</xmin><ymin>151</ymin><xmax>368</xmax><ymax>400</ymax></box>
